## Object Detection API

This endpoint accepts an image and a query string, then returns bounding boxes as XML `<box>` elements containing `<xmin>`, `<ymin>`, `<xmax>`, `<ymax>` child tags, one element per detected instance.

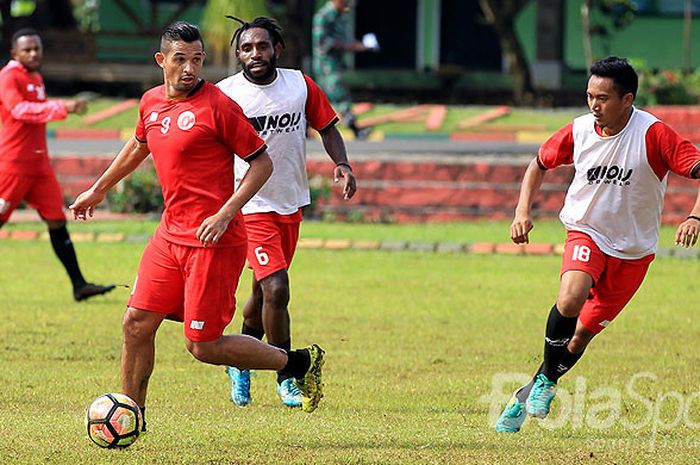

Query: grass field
<box><xmin>2</xmin><ymin>222</ymin><xmax>700</xmax><ymax>464</ymax></box>
<box><xmin>47</xmin><ymin>100</ymin><xmax>582</xmax><ymax>136</ymax></box>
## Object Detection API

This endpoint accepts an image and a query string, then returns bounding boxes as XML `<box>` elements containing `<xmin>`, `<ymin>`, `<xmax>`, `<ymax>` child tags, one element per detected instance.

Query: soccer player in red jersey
<box><xmin>70</xmin><ymin>22</ymin><xmax>326</xmax><ymax>427</ymax></box>
<box><xmin>0</xmin><ymin>28</ymin><xmax>114</xmax><ymax>302</ymax></box>
<box><xmin>216</xmin><ymin>17</ymin><xmax>356</xmax><ymax>409</ymax></box>
<box><xmin>495</xmin><ymin>57</ymin><xmax>700</xmax><ymax>433</ymax></box>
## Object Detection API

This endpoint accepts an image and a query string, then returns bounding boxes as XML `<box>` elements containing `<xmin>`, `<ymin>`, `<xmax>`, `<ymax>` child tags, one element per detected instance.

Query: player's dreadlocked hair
<box><xmin>226</xmin><ymin>15</ymin><xmax>286</xmax><ymax>51</ymax></box>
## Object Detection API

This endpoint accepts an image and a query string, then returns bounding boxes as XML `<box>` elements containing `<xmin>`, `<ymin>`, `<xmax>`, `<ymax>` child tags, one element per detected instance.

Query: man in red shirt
<box><xmin>70</xmin><ymin>22</ymin><xmax>326</xmax><ymax>427</ymax></box>
<box><xmin>217</xmin><ymin>17</ymin><xmax>356</xmax><ymax>409</ymax></box>
<box><xmin>0</xmin><ymin>28</ymin><xmax>114</xmax><ymax>302</ymax></box>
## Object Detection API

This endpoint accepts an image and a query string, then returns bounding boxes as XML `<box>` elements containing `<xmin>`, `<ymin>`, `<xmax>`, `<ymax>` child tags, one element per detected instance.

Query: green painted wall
<box><xmin>97</xmin><ymin>1</ymin><xmax>204</xmax><ymax>62</ymax></box>
<box><xmin>563</xmin><ymin>2</ymin><xmax>700</xmax><ymax>69</ymax></box>
<box><xmin>516</xmin><ymin>0</ymin><xmax>700</xmax><ymax>71</ymax></box>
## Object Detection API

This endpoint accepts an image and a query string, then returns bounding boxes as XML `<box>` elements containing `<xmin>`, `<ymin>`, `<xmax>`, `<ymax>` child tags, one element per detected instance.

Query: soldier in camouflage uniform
<box><xmin>312</xmin><ymin>0</ymin><xmax>373</xmax><ymax>139</ymax></box>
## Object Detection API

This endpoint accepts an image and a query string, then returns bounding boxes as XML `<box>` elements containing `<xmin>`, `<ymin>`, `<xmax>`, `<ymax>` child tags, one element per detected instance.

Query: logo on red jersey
<box><xmin>586</xmin><ymin>165</ymin><xmax>633</xmax><ymax>186</ymax></box>
<box><xmin>177</xmin><ymin>111</ymin><xmax>196</xmax><ymax>131</ymax></box>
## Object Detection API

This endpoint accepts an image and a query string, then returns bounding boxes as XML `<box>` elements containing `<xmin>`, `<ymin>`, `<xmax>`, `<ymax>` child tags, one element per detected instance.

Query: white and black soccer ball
<box><xmin>86</xmin><ymin>393</ymin><xmax>143</xmax><ymax>448</ymax></box>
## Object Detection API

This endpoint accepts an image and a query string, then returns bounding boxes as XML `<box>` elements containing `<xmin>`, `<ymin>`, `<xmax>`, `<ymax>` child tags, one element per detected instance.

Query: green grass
<box><xmin>2</xmin><ymin>217</ymin><xmax>686</xmax><ymax>247</ymax></box>
<box><xmin>356</xmin><ymin>105</ymin><xmax>581</xmax><ymax>134</ymax></box>
<box><xmin>48</xmin><ymin>98</ymin><xmax>139</xmax><ymax>131</ymax></box>
<box><xmin>1</xmin><ymin>224</ymin><xmax>700</xmax><ymax>463</ymax></box>
<box><xmin>46</xmin><ymin>101</ymin><xmax>582</xmax><ymax>136</ymax></box>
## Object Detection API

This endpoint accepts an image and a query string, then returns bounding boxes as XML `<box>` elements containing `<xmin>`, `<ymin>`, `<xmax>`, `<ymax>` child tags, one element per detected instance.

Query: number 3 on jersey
<box><xmin>571</xmin><ymin>244</ymin><xmax>591</xmax><ymax>262</ymax></box>
<box><xmin>254</xmin><ymin>246</ymin><xmax>270</xmax><ymax>266</ymax></box>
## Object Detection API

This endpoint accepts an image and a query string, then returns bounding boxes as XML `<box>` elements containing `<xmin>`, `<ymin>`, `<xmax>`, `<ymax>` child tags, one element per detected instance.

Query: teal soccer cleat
<box><xmin>277</xmin><ymin>378</ymin><xmax>302</xmax><ymax>408</ymax></box>
<box><xmin>226</xmin><ymin>366</ymin><xmax>251</xmax><ymax>407</ymax></box>
<box><xmin>495</xmin><ymin>391</ymin><xmax>527</xmax><ymax>433</ymax></box>
<box><xmin>526</xmin><ymin>373</ymin><xmax>556</xmax><ymax>418</ymax></box>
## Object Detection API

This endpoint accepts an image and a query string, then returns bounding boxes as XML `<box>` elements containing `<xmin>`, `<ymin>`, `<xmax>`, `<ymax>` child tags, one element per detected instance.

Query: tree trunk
<box><xmin>479</xmin><ymin>0</ymin><xmax>534</xmax><ymax>105</ymax></box>
<box><xmin>581</xmin><ymin>0</ymin><xmax>593</xmax><ymax>71</ymax></box>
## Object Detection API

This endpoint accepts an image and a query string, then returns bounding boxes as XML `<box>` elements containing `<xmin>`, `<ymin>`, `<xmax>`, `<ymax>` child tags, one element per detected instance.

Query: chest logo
<box><xmin>177</xmin><ymin>111</ymin><xmax>196</xmax><ymax>131</ymax></box>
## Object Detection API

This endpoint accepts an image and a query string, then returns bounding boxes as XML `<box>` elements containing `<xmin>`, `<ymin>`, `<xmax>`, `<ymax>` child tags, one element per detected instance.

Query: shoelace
<box><xmin>236</xmin><ymin>371</ymin><xmax>250</xmax><ymax>396</ymax></box>
<box><xmin>530</xmin><ymin>379</ymin><xmax>554</xmax><ymax>406</ymax></box>
<box><xmin>283</xmin><ymin>379</ymin><xmax>302</xmax><ymax>397</ymax></box>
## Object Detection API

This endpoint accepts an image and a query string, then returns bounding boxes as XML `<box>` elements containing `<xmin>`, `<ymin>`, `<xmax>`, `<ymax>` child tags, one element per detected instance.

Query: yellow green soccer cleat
<box><xmin>295</xmin><ymin>344</ymin><xmax>325</xmax><ymax>413</ymax></box>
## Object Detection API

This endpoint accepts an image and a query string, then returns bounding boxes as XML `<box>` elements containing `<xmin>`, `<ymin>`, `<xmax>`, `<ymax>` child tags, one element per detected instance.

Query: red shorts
<box><xmin>243</xmin><ymin>211</ymin><xmax>301</xmax><ymax>281</ymax></box>
<box><xmin>561</xmin><ymin>231</ymin><xmax>654</xmax><ymax>334</ymax></box>
<box><xmin>128</xmin><ymin>231</ymin><xmax>247</xmax><ymax>342</ymax></box>
<box><xmin>0</xmin><ymin>172</ymin><xmax>65</xmax><ymax>222</ymax></box>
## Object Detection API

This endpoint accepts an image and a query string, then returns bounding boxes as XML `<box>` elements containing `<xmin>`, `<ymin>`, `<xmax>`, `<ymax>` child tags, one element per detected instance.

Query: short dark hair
<box><xmin>590</xmin><ymin>56</ymin><xmax>638</xmax><ymax>98</ymax></box>
<box><xmin>11</xmin><ymin>28</ymin><xmax>40</xmax><ymax>48</ymax></box>
<box><xmin>226</xmin><ymin>16</ymin><xmax>285</xmax><ymax>51</ymax></box>
<box><xmin>160</xmin><ymin>21</ymin><xmax>203</xmax><ymax>52</ymax></box>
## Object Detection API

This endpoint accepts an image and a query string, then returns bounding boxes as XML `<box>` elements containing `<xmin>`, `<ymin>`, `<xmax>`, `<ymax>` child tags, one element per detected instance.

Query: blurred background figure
<box><xmin>312</xmin><ymin>0</ymin><xmax>376</xmax><ymax>140</ymax></box>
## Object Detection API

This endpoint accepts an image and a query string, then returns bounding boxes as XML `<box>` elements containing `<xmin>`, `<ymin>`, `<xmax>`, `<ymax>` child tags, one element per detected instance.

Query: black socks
<box><xmin>241</xmin><ymin>323</ymin><xmax>264</xmax><ymax>340</ymax></box>
<box><xmin>271</xmin><ymin>340</ymin><xmax>292</xmax><ymax>383</ymax></box>
<box><xmin>541</xmin><ymin>305</ymin><xmax>578</xmax><ymax>382</ymax></box>
<box><xmin>282</xmin><ymin>348</ymin><xmax>310</xmax><ymax>380</ymax></box>
<box><xmin>49</xmin><ymin>226</ymin><xmax>86</xmax><ymax>289</ymax></box>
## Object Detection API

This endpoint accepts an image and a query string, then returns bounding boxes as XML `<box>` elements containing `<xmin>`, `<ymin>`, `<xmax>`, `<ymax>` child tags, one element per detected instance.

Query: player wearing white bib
<box><xmin>496</xmin><ymin>57</ymin><xmax>700</xmax><ymax>433</ymax></box>
<box><xmin>217</xmin><ymin>17</ymin><xmax>356</xmax><ymax>408</ymax></box>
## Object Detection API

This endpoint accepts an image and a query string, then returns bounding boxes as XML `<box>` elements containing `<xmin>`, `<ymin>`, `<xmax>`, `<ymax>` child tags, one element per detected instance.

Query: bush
<box><xmin>302</xmin><ymin>175</ymin><xmax>331</xmax><ymax>220</ymax></box>
<box><xmin>632</xmin><ymin>59</ymin><xmax>700</xmax><ymax>106</ymax></box>
<box><xmin>107</xmin><ymin>166</ymin><xmax>164</xmax><ymax>213</ymax></box>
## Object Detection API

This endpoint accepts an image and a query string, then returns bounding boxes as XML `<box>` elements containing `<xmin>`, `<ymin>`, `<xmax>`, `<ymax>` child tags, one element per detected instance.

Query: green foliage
<box><xmin>106</xmin><ymin>166</ymin><xmax>164</xmax><ymax>214</ymax></box>
<box><xmin>632</xmin><ymin>59</ymin><xmax>700</xmax><ymax>106</ymax></box>
<box><xmin>301</xmin><ymin>174</ymin><xmax>331</xmax><ymax>220</ymax></box>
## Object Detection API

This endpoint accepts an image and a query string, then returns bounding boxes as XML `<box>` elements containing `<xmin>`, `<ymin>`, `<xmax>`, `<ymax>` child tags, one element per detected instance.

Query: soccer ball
<box><xmin>86</xmin><ymin>393</ymin><xmax>143</xmax><ymax>448</ymax></box>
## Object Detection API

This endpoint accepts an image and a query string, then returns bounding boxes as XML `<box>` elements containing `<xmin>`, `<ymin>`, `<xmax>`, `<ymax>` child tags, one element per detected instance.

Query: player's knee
<box><xmin>568</xmin><ymin>333</ymin><xmax>593</xmax><ymax>354</ymax></box>
<box><xmin>122</xmin><ymin>308</ymin><xmax>158</xmax><ymax>341</ymax></box>
<box><xmin>556</xmin><ymin>291</ymin><xmax>587</xmax><ymax>317</ymax></box>
<box><xmin>185</xmin><ymin>339</ymin><xmax>217</xmax><ymax>364</ymax></box>
<box><xmin>45</xmin><ymin>219</ymin><xmax>66</xmax><ymax>230</ymax></box>
<box><xmin>261</xmin><ymin>273</ymin><xmax>289</xmax><ymax>308</ymax></box>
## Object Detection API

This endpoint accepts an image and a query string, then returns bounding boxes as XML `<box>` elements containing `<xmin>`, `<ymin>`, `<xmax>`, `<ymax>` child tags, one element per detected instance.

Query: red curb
<box><xmin>469</xmin><ymin>242</ymin><xmax>495</xmax><ymax>254</ymax></box>
<box><xmin>457</xmin><ymin>105</ymin><xmax>511</xmax><ymax>129</ymax></box>
<box><xmin>0</xmin><ymin>230</ymin><xmax>10</xmax><ymax>239</ymax></box>
<box><xmin>82</xmin><ymin>99</ymin><xmax>138</xmax><ymax>126</ymax></box>
<box><xmin>352</xmin><ymin>102</ymin><xmax>374</xmax><ymax>115</ymax></box>
<box><xmin>425</xmin><ymin>105</ymin><xmax>448</xmax><ymax>131</ymax></box>
<box><xmin>522</xmin><ymin>243</ymin><xmax>555</xmax><ymax>255</ymax></box>
<box><xmin>11</xmin><ymin>230</ymin><xmax>39</xmax><ymax>240</ymax></box>
<box><xmin>450</xmin><ymin>132</ymin><xmax>517</xmax><ymax>142</ymax></box>
<box><xmin>494</xmin><ymin>243</ymin><xmax>525</xmax><ymax>255</ymax></box>
<box><xmin>357</xmin><ymin>104</ymin><xmax>431</xmax><ymax>127</ymax></box>
<box><xmin>54</xmin><ymin>128</ymin><xmax>121</xmax><ymax>139</ymax></box>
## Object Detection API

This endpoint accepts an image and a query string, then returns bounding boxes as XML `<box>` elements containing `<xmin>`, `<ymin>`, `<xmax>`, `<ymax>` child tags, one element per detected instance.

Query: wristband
<box><xmin>688</xmin><ymin>215</ymin><xmax>700</xmax><ymax>222</ymax></box>
<box><xmin>336</xmin><ymin>162</ymin><xmax>352</xmax><ymax>171</ymax></box>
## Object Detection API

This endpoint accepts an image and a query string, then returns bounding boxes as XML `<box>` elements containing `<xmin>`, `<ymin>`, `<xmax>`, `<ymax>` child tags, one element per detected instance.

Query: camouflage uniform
<box><xmin>312</xmin><ymin>1</ymin><xmax>352</xmax><ymax>117</ymax></box>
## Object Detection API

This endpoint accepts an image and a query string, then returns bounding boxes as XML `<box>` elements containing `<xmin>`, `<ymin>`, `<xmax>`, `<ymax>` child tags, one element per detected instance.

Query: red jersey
<box><xmin>135</xmin><ymin>80</ymin><xmax>266</xmax><ymax>248</ymax></box>
<box><xmin>0</xmin><ymin>60</ymin><xmax>68</xmax><ymax>175</ymax></box>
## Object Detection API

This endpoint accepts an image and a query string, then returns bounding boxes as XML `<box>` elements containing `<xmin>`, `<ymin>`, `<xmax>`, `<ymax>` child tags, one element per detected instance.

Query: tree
<box><xmin>201</xmin><ymin>0</ymin><xmax>271</xmax><ymax>68</ymax></box>
<box><xmin>479</xmin><ymin>0</ymin><xmax>535</xmax><ymax>105</ymax></box>
<box><xmin>581</xmin><ymin>0</ymin><xmax>636</xmax><ymax>70</ymax></box>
